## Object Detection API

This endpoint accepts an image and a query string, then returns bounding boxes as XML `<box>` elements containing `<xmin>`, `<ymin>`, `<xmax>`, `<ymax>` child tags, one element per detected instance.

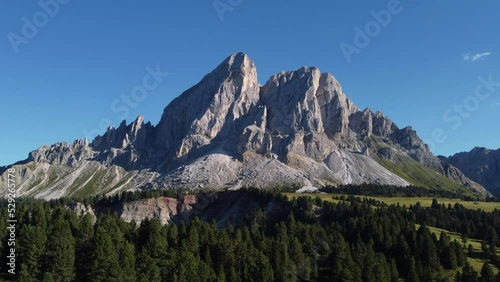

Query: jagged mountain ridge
<box><xmin>0</xmin><ymin>52</ymin><xmax>488</xmax><ymax>199</ymax></box>
<box><xmin>440</xmin><ymin>147</ymin><xmax>500</xmax><ymax>196</ymax></box>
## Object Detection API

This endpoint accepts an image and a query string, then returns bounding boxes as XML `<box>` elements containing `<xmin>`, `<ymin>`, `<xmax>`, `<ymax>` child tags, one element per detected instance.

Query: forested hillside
<box><xmin>1</xmin><ymin>188</ymin><xmax>500</xmax><ymax>281</ymax></box>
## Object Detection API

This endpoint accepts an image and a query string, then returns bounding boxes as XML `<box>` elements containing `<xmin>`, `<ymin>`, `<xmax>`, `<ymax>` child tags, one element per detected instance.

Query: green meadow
<box><xmin>285</xmin><ymin>193</ymin><xmax>500</xmax><ymax>212</ymax></box>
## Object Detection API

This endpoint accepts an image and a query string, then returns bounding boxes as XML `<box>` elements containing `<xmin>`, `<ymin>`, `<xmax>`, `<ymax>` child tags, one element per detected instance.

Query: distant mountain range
<box><xmin>440</xmin><ymin>147</ymin><xmax>500</xmax><ymax>197</ymax></box>
<box><xmin>0</xmin><ymin>53</ymin><xmax>491</xmax><ymax>199</ymax></box>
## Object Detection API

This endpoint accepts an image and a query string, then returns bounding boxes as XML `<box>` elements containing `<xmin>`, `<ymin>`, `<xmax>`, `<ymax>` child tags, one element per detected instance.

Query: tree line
<box><xmin>321</xmin><ymin>183</ymin><xmax>492</xmax><ymax>201</ymax></box>
<box><xmin>0</xmin><ymin>188</ymin><xmax>499</xmax><ymax>281</ymax></box>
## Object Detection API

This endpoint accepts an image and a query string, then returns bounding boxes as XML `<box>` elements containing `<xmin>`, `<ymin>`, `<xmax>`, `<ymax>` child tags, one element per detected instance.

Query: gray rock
<box><xmin>349</xmin><ymin>108</ymin><xmax>373</xmax><ymax>138</ymax></box>
<box><xmin>261</xmin><ymin>67</ymin><xmax>324</xmax><ymax>134</ymax></box>
<box><xmin>316</xmin><ymin>73</ymin><xmax>358</xmax><ymax>138</ymax></box>
<box><xmin>378</xmin><ymin>147</ymin><xmax>396</xmax><ymax>160</ymax></box>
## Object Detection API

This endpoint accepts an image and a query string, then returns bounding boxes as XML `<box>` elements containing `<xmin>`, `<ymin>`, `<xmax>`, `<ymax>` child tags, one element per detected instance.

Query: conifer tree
<box><xmin>90</xmin><ymin>226</ymin><xmax>121</xmax><ymax>282</ymax></box>
<box><xmin>75</xmin><ymin>213</ymin><xmax>94</xmax><ymax>282</ymax></box>
<box><xmin>407</xmin><ymin>257</ymin><xmax>420</xmax><ymax>282</ymax></box>
<box><xmin>18</xmin><ymin>225</ymin><xmax>47</xmax><ymax>281</ymax></box>
<box><xmin>45</xmin><ymin>216</ymin><xmax>75</xmax><ymax>282</ymax></box>
<box><xmin>390</xmin><ymin>258</ymin><xmax>400</xmax><ymax>282</ymax></box>
<box><xmin>480</xmin><ymin>263</ymin><xmax>495</xmax><ymax>282</ymax></box>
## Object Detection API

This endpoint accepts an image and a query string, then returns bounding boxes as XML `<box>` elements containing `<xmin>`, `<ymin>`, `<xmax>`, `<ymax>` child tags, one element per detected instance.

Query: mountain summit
<box><xmin>0</xmin><ymin>53</ymin><xmax>489</xmax><ymax>199</ymax></box>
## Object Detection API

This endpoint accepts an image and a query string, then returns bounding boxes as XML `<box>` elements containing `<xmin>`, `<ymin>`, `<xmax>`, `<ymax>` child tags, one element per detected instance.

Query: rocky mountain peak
<box><xmin>154</xmin><ymin>52</ymin><xmax>261</xmax><ymax>157</ymax></box>
<box><xmin>0</xmin><ymin>52</ymin><xmax>490</xmax><ymax>199</ymax></box>
<box><xmin>73</xmin><ymin>137</ymin><xmax>89</xmax><ymax>147</ymax></box>
<box><xmin>470</xmin><ymin>147</ymin><xmax>491</xmax><ymax>154</ymax></box>
<box><xmin>225</xmin><ymin>52</ymin><xmax>255</xmax><ymax>72</ymax></box>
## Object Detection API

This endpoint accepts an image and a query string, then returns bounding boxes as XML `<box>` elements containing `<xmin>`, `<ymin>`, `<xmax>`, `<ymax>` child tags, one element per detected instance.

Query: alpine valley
<box><xmin>0</xmin><ymin>53</ymin><xmax>491</xmax><ymax>199</ymax></box>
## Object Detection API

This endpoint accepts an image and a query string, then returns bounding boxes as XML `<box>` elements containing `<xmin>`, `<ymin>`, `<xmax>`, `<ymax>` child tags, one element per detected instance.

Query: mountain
<box><xmin>0</xmin><ymin>53</ymin><xmax>488</xmax><ymax>199</ymax></box>
<box><xmin>440</xmin><ymin>147</ymin><xmax>500</xmax><ymax>196</ymax></box>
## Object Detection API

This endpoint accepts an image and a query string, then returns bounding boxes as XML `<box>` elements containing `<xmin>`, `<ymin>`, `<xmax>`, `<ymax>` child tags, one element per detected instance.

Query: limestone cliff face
<box><xmin>261</xmin><ymin>67</ymin><xmax>324</xmax><ymax>134</ymax></box>
<box><xmin>316</xmin><ymin>73</ymin><xmax>358</xmax><ymax>138</ymax></box>
<box><xmin>155</xmin><ymin>52</ymin><xmax>261</xmax><ymax>159</ymax></box>
<box><xmin>260</xmin><ymin>68</ymin><xmax>358</xmax><ymax>138</ymax></box>
<box><xmin>119</xmin><ymin>196</ymin><xmax>195</xmax><ymax>225</ymax></box>
<box><xmin>0</xmin><ymin>52</ymin><xmax>489</xmax><ymax>199</ymax></box>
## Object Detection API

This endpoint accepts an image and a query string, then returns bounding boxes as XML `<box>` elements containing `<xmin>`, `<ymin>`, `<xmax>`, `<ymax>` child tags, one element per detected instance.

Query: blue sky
<box><xmin>1</xmin><ymin>0</ymin><xmax>499</xmax><ymax>166</ymax></box>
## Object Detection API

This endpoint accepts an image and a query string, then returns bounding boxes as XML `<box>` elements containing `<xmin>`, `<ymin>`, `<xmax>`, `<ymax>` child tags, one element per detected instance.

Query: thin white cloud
<box><xmin>463</xmin><ymin>52</ymin><xmax>492</xmax><ymax>62</ymax></box>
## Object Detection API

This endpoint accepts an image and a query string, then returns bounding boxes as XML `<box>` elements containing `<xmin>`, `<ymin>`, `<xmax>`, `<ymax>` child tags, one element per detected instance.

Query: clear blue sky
<box><xmin>1</xmin><ymin>0</ymin><xmax>499</xmax><ymax>166</ymax></box>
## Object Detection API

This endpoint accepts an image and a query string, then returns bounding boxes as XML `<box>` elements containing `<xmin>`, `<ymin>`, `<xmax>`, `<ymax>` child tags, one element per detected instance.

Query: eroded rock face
<box><xmin>0</xmin><ymin>52</ymin><xmax>490</xmax><ymax>198</ymax></box>
<box><xmin>69</xmin><ymin>202</ymin><xmax>97</xmax><ymax>223</ymax></box>
<box><xmin>316</xmin><ymin>73</ymin><xmax>358</xmax><ymax>138</ymax></box>
<box><xmin>372</xmin><ymin>111</ymin><xmax>397</xmax><ymax>137</ymax></box>
<box><xmin>260</xmin><ymin>68</ymin><xmax>359</xmax><ymax>139</ymax></box>
<box><xmin>28</xmin><ymin>139</ymin><xmax>95</xmax><ymax>166</ymax></box>
<box><xmin>261</xmin><ymin>67</ymin><xmax>324</xmax><ymax>134</ymax></box>
<box><xmin>349</xmin><ymin>108</ymin><xmax>373</xmax><ymax>138</ymax></box>
<box><xmin>155</xmin><ymin>52</ymin><xmax>261</xmax><ymax>158</ymax></box>
<box><xmin>120</xmin><ymin>197</ymin><xmax>180</xmax><ymax>225</ymax></box>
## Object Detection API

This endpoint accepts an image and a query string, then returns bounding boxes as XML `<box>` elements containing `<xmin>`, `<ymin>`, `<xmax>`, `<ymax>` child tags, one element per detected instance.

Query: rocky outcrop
<box><xmin>69</xmin><ymin>202</ymin><xmax>97</xmax><ymax>223</ymax></box>
<box><xmin>120</xmin><ymin>197</ymin><xmax>185</xmax><ymax>225</ymax></box>
<box><xmin>0</xmin><ymin>52</ymin><xmax>489</xmax><ymax>199</ymax></box>
<box><xmin>372</xmin><ymin>111</ymin><xmax>397</xmax><ymax>137</ymax></box>
<box><xmin>92</xmin><ymin>116</ymin><xmax>155</xmax><ymax>151</ymax></box>
<box><xmin>391</xmin><ymin>126</ymin><xmax>442</xmax><ymax>170</ymax></box>
<box><xmin>349</xmin><ymin>108</ymin><xmax>373</xmax><ymax>138</ymax></box>
<box><xmin>68</xmin><ymin>190</ymin><xmax>288</xmax><ymax>227</ymax></box>
<box><xmin>89</xmin><ymin>116</ymin><xmax>156</xmax><ymax>170</ymax></box>
<box><xmin>28</xmin><ymin>139</ymin><xmax>95</xmax><ymax>166</ymax></box>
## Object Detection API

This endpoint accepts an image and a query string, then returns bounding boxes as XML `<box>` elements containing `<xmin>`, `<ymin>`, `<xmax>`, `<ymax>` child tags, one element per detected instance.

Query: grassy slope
<box><xmin>69</xmin><ymin>165</ymin><xmax>135</xmax><ymax>199</ymax></box>
<box><xmin>369</xmin><ymin>136</ymin><xmax>476</xmax><ymax>196</ymax></box>
<box><xmin>19</xmin><ymin>162</ymin><xmax>136</xmax><ymax>199</ymax></box>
